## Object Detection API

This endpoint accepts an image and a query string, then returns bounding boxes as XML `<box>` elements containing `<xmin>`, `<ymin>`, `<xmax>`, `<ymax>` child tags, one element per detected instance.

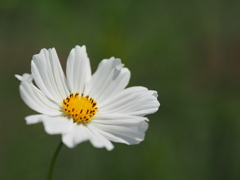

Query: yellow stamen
<box><xmin>62</xmin><ymin>92</ymin><xmax>98</xmax><ymax>124</ymax></box>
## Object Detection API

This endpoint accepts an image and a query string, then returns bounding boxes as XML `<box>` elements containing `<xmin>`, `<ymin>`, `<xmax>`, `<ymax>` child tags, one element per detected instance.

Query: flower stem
<box><xmin>48</xmin><ymin>141</ymin><xmax>63</xmax><ymax>180</ymax></box>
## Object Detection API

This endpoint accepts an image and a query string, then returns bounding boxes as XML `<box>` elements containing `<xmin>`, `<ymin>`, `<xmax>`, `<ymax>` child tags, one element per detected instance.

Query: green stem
<box><xmin>47</xmin><ymin>141</ymin><xmax>63</xmax><ymax>180</ymax></box>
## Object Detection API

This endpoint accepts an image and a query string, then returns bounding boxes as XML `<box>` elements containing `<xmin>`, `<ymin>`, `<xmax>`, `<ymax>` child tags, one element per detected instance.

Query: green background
<box><xmin>1</xmin><ymin>0</ymin><xmax>240</xmax><ymax>179</ymax></box>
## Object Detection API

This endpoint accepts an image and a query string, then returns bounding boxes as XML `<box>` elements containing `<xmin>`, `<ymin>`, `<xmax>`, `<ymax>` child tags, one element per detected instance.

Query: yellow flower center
<box><xmin>62</xmin><ymin>92</ymin><xmax>98</xmax><ymax>124</ymax></box>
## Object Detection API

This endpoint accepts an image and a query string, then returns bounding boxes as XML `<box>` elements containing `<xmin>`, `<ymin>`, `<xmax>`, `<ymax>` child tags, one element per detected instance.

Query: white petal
<box><xmin>84</xmin><ymin>58</ymin><xmax>130</xmax><ymax>104</ymax></box>
<box><xmin>25</xmin><ymin>114</ymin><xmax>75</xmax><ymax>134</ymax></box>
<box><xmin>66</xmin><ymin>45</ymin><xmax>91</xmax><ymax>93</ymax></box>
<box><xmin>48</xmin><ymin>48</ymin><xmax>70</xmax><ymax>98</ymax></box>
<box><xmin>42</xmin><ymin>116</ymin><xmax>75</xmax><ymax>135</ymax></box>
<box><xmin>99</xmin><ymin>86</ymin><xmax>160</xmax><ymax>116</ymax></box>
<box><xmin>25</xmin><ymin>114</ymin><xmax>43</xmax><ymax>124</ymax></box>
<box><xmin>15</xmin><ymin>73</ymin><xmax>32</xmax><ymax>82</ymax></box>
<box><xmin>31</xmin><ymin>48</ymin><xmax>69</xmax><ymax>103</ymax></box>
<box><xmin>85</xmin><ymin>124</ymin><xmax>114</xmax><ymax>150</ymax></box>
<box><xmin>18</xmin><ymin>74</ymin><xmax>62</xmax><ymax>116</ymax></box>
<box><xmin>15</xmin><ymin>74</ymin><xmax>23</xmax><ymax>81</ymax></box>
<box><xmin>91</xmin><ymin>113</ymin><xmax>149</xmax><ymax>145</ymax></box>
<box><xmin>61</xmin><ymin>123</ymin><xmax>114</xmax><ymax>150</ymax></box>
<box><xmin>62</xmin><ymin>125</ymin><xmax>90</xmax><ymax>148</ymax></box>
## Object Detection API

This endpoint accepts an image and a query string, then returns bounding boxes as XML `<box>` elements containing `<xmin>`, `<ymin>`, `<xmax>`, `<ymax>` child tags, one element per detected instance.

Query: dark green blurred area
<box><xmin>1</xmin><ymin>0</ymin><xmax>240</xmax><ymax>179</ymax></box>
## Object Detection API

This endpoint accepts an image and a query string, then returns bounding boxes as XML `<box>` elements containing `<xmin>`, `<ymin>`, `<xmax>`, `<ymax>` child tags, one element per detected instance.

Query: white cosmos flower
<box><xmin>16</xmin><ymin>45</ymin><xmax>160</xmax><ymax>151</ymax></box>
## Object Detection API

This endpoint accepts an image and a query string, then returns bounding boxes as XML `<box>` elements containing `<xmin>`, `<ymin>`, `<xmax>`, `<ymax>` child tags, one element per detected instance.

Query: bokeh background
<box><xmin>1</xmin><ymin>0</ymin><xmax>240</xmax><ymax>179</ymax></box>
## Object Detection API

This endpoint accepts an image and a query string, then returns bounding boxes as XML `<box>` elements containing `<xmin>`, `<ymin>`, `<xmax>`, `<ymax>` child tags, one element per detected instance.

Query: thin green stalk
<box><xmin>48</xmin><ymin>141</ymin><xmax>63</xmax><ymax>180</ymax></box>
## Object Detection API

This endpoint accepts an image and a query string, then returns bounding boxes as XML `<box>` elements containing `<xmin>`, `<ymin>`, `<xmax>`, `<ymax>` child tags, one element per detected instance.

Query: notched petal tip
<box><xmin>73</xmin><ymin>45</ymin><xmax>87</xmax><ymax>56</ymax></box>
<box><xmin>75</xmin><ymin>45</ymin><xmax>88</xmax><ymax>59</ymax></box>
<box><xmin>63</xmin><ymin>141</ymin><xmax>75</xmax><ymax>148</ymax></box>
<box><xmin>110</xmin><ymin>58</ymin><xmax>126</xmax><ymax>80</ymax></box>
<box><xmin>152</xmin><ymin>91</ymin><xmax>158</xmax><ymax>98</ymax></box>
<box><xmin>151</xmin><ymin>91</ymin><xmax>160</xmax><ymax>108</ymax></box>
<box><xmin>15</xmin><ymin>74</ymin><xmax>22</xmax><ymax>81</ymax></box>
<box><xmin>109</xmin><ymin>57</ymin><xmax>124</xmax><ymax>69</ymax></box>
<box><xmin>144</xmin><ymin>117</ymin><xmax>150</xmax><ymax>122</ymax></box>
<box><xmin>25</xmin><ymin>115</ymin><xmax>43</xmax><ymax>125</ymax></box>
<box><xmin>32</xmin><ymin>54</ymin><xmax>41</xmax><ymax>62</ymax></box>
<box><xmin>48</xmin><ymin>47</ymin><xmax>57</xmax><ymax>55</ymax></box>
<box><xmin>33</xmin><ymin>48</ymin><xmax>47</xmax><ymax>58</ymax></box>
<box><xmin>32</xmin><ymin>48</ymin><xmax>52</xmax><ymax>63</ymax></box>
<box><xmin>106</xmin><ymin>145</ymin><xmax>114</xmax><ymax>151</ymax></box>
<box><xmin>75</xmin><ymin>45</ymin><xmax>86</xmax><ymax>50</ymax></box>
<box><xmin>15</xmin><ymin>73</ymin><xmax>32</xmax><ymax>82</ymax></box>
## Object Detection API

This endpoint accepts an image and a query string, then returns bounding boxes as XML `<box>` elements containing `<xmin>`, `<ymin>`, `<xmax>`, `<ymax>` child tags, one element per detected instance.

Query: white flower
<box><xmin>16</xmin><ymin>45</ymin><xmax>160</xmax><ymax>151</ymax></box>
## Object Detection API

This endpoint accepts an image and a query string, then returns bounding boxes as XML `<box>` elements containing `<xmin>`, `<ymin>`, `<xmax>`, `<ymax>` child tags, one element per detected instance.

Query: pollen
<box><xmin>62</xmin><ymin>92</ymin><xmax>98</xmax><ymax>124</ymax></box>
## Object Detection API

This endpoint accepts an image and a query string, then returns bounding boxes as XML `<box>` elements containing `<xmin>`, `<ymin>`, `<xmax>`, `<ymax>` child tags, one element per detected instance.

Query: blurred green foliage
<box><xmin>1</xmin><ymin>0</ymin><xmax>240</xmax><ymax>179</ymax></box>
